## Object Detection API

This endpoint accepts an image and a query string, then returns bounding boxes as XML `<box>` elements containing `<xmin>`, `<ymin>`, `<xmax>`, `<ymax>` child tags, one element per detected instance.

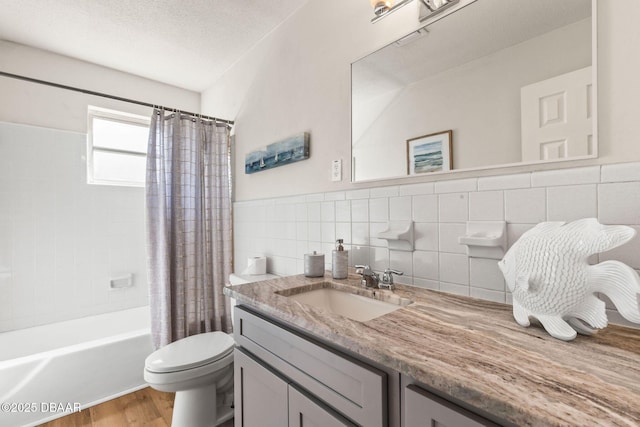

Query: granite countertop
<box><xmin>224</xmin><ymin>273</ymin><xmax>640</xmax><ymax>427</ymax></box>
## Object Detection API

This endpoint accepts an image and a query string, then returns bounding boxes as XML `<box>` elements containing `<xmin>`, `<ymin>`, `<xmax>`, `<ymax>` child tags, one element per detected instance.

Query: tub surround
<box><xmin>225</xmin><ymin>273</ymin><xmax>640</xmax><ymax>427</ymax></box>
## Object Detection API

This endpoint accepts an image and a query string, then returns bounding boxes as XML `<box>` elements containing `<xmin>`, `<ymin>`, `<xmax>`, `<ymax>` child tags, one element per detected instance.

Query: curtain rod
<box><xmin>0</xmin><ymin>70</ymin><xmax>234</xmax><ymax>126</ymax></box>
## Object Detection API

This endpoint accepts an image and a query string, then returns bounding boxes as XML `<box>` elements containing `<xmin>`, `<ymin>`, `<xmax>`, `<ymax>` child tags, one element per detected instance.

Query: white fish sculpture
<box><xmin>498</xmin><ymin>218</ymin><xmax>640</xmax><ymax>341</ymax></box>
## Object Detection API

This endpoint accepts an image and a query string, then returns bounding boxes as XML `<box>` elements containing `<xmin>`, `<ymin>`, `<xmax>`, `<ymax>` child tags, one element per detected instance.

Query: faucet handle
<box><xmin>382</xmin><ymin>268</ymin><xmax>404</xmax><ymax>285</ymax></box>
<box><xmin>355</xmin><ymin>264</ymin><xmax>372</xmax><ymax>275</ymax></box>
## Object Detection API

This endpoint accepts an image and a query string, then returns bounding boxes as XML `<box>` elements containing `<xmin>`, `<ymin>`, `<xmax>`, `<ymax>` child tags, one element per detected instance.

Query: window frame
<box><xmin>87</xmin><ymin>106</ymin><xmax>150</xmax><ymax>187</ymax></box>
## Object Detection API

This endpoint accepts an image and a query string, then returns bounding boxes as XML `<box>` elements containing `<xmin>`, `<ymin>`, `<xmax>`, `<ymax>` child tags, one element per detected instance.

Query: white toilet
<box><xmin>144</xmin><ymin>272</ymin><xmax>278</xmax><ymax>426</ymax></box>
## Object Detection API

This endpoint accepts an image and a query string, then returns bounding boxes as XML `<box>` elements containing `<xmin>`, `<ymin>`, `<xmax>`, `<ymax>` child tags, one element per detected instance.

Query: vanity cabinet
<box><xmin>403</xmin><ymin>382</ymin><xmax>500</xmax><ymax>427</ymax></box>
<box><xmin>234</xmin><ymin>348</ymin><xmax>288</xmax><ymax>426</ymax></box>
<box><xmin>234</xmin><ymin>348</ymin><xmax>355</xmax><ymax>427</ymax></box>
<box><xmin>233</xmin><ymin>305</ymin><xmax>387</xmax><ymax>426</ymax></box>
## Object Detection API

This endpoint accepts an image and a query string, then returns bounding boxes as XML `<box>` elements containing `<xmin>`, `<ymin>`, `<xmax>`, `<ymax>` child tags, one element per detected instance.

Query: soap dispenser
<box><xmin>332</xmin><ymin>239</ymin><xmax>348</xmax><ymax>279</ymax></box>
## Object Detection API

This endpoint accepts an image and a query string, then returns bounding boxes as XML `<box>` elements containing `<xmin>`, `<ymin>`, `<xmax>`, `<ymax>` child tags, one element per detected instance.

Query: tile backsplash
<box><xmin>233</xmin><ymin>162</ymin><xmax>640</xmax><ymax>328</ymax></box>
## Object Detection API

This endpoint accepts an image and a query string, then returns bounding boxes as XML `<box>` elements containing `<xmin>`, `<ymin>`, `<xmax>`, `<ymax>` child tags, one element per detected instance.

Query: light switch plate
<box><xmin>331</xmin><ymin>159</ymin><xmax>342</xmax><ymax>181</ymax></box>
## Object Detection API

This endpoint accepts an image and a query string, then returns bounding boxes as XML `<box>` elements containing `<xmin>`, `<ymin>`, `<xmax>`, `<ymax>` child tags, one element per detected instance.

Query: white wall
<box><xmin>0</xmin><ymin>40</ymin><xmax>200</xmax><ymax>132</ymax></box>
<box><xmin>202</xmin><ymin>0</ymin><xmax>640</xmax><ymax>201</ymax></box>
<box><xmin>0</xmin><ymin>41</ymin><xmax>201</xmax><ymax>331</ymax></box>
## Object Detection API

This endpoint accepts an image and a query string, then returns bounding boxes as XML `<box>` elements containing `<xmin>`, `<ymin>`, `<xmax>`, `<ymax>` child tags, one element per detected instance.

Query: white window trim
<box><xmin>87</xmin><ymin>106</ymin><xmax>150</xmax><ymax>187</ymax></box>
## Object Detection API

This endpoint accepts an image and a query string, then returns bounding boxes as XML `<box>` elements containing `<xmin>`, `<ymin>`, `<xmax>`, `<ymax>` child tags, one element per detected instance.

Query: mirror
<box><xmin>352</xmin><ymin>0</ymin><xmax>594</xmax><ymax>182</ymax></box>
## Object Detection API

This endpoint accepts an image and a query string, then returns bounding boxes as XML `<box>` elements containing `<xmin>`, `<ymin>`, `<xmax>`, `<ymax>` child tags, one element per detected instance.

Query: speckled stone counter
<box><xmin>224</xmin><ymin>273</ymin><xmax>640</xmax><ymax>427</ymax></box>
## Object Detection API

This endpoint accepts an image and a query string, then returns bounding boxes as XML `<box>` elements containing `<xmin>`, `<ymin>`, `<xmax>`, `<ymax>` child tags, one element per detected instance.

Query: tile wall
<box><xmin>233</xmin><ymin>162</ymin><xmax>640</xmax><ymax>328</ymax></box>
<box><xmin>0</xmin><ymin>122</ymin><xmax>148</xmax><ymax>332</ymax></box>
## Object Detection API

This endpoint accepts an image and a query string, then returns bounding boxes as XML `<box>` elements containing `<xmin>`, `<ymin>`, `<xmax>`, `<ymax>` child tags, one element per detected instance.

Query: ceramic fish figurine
<box><xmin>498</xmin><ymin>218</ymin><xmax>640</xmax><ymax>341</ymax></box>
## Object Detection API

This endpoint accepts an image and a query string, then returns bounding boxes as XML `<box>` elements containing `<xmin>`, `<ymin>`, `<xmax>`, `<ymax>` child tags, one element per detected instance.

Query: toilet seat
<box><xmin>145</xmin><ymin>331</ymin><xmax>234</xmax><ymax>374</ymax></box>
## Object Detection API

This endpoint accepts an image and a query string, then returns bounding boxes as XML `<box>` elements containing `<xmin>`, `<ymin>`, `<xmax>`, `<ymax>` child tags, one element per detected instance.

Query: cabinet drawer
<box><xmin>234</xmin><ymin>305</ymin><xmax>387</xmax><ymax>426</ymax></box>
<box><xmin>404</xmin><ymin>384</ymin><xmax>500</xmax><ymax>427</ymax></box>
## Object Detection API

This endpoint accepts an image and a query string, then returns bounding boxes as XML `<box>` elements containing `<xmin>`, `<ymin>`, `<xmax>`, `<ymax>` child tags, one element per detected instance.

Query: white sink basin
<box><xmin>282</xmin><ymin>284</ymin><xmax>412</xmax><ymax>322</ymax></box>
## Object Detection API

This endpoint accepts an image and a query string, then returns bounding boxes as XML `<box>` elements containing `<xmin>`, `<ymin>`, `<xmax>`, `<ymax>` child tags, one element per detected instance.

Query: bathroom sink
<box><xmin>277</xmin><ymin>283</ymin><xmax>412</xmax><ymax>322</ymax></box>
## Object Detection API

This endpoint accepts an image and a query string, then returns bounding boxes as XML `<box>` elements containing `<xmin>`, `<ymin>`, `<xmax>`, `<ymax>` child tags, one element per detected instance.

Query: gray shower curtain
<box><xmin>145</xmin><ymin>108</ymin><xmax>233</xmax><ymax>349</ymax></box>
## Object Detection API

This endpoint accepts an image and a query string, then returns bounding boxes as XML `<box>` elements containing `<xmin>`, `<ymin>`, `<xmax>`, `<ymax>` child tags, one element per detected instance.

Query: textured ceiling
<box><xmin>0</xmin><ymin>0</ymin><xmax>308</xmax><ymax>92</ymax></box>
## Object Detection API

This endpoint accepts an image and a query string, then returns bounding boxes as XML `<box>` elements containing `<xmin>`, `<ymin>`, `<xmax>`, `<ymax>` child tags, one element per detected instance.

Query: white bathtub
<box><xmin>0</xmin><ymin>306</ymin><xmax>153</xmax><ymax>427</ymax></box>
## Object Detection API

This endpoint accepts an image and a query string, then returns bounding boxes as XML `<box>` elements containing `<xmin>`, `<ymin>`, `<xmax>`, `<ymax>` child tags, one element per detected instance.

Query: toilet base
<box><xmin>172</xmin><ymin>382</ymin><xmax>233</xmax><ymax>427</ymax></box>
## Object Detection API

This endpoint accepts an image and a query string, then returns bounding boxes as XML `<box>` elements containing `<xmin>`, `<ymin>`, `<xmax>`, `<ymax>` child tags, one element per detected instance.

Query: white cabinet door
<box><xmin>234</xmin><ymin>348</ymin><xmax>288</xmax><ymax>427</ymax></box>
<box><xmin>404</xmin><ymin>385</ymin><xmax>498</xmax><ymax>427</ymax></box>
<box><xmin>521</xmin><ymin>66</ymin><xmax>593</xmax><ymax>162</ymax></box>
<box><xmin>288</xmin><ymin>385</ymin><xmax>357</xmax><ymax>427</ymax></box>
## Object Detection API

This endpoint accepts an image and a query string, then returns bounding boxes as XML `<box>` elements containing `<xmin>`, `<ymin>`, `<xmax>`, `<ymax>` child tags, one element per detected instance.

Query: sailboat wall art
<box><xmin>245</xmin><ymin>132</ymin><xmax>310</xmax><ymax>174</ymax></box>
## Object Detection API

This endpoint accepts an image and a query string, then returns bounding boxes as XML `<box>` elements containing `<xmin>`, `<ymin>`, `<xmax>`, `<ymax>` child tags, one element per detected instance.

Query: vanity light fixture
<box><xmin>418</xmin><ymin>0</ymin><xmax>459</xmax><ymax>22</ymax></box>
<box><xmin>370</xmin><ymin>0</ymin><xmax>459</xmax><ymax>23</ymax></box>
<box><xmin>370</xmin><ymin>0</ymin><xmax>413</xmax><ymax>23</ymax></box>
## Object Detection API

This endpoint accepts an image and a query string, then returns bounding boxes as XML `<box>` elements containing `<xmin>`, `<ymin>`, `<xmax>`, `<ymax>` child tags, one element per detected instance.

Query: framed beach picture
<box><xmin>406</xmin><ymin>130</ymin><xmax>452</xmax><ymax>175</ymax></box>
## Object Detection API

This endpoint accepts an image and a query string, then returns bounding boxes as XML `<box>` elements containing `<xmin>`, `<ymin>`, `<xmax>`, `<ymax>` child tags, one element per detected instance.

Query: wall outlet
<box><xmin>331</xmin><ymin>159</ymin><xmax>342</xmax><ymax>181</ymax></box>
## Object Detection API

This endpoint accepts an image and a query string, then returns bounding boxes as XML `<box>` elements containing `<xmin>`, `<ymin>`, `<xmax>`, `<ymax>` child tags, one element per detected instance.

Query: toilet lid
<box><xmin>145</xmin><ymin>331</ymin><xmax>234</xmax><ymax>373</ymax></box>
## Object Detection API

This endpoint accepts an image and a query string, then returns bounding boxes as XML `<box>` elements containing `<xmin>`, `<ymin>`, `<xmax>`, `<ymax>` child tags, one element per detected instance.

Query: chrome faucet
<box><xmin>355</xmin><ymin>265</ymin><xmax>404</xmax><ymax>290</ymax></box>
<box><xmin>379</xmin><ymin>269</ymin><xmax>404</xmax><ymax>290</ymax></box>
<box><xmin>355</xmin><ymin>265</ymin><xmax>380</xmax><ymax>288</ymax></box>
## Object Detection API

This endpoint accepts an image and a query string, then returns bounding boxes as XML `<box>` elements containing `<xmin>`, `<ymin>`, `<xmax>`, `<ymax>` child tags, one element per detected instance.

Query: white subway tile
<box><xmin>601</xmin><ymin>162</ymin><xmax>640</xmax><ymax>183</ymax></box>
<box><xmin>352</xmin><ymin>222</ymin><xmax>370</xmax><ymax>245</ymax></box>
<box><xmin>470</xmin><ymin>288</ymin><xmax>505</xmax><ymax>303</ymax></box>
<box><xmin>369</xmin><ymin>222</ymin><xmax>388</xmax><ymax>247</ymax></box>
<box><xmin>324</xmin><ymin>192</ymin><xmax>346</xmax><ymax>201</ymax></box>
<box><xmin>546</xmin><ymin>184</ymin><xmax>597</xmax><ymax>221</ymax></box>
<box><xmin>412</xmin><ymin>195</ymin><xmax>438</xmax><ymax>222</ymax></box>
<box><xmin>370</xmin><ymin>186</ymin><xmax>399</xmax><ymax>198</ymax></box>
<box><xmin>371</xmin><ymin>247</ymin><xmax>390</xmax><ymax>271</ymax></box>
<box><xmin>335</xmin><ymin>200</ymin><xmax>351</xmax><ymax>222</ymax></box>
<box><xmin>395</xmin><ymin>274</ymin><xmax>413</xmax><ymax>286</ymax></box>
<box><xmin>599</xmin><ymin>226</ymin><xmax>640</xmax><ymax>269</ymax></box>
<box><xmin>414</xmin><ymin>223</ymin><xmax>438</xmax><ymax>251</ymax></box>
<box><xmin>350</xmin><ymin>245</ymin><xmax>370</xmax><ymax>267</ymax></box>
<box><xmin>477</xmin><ymin>173</ymin><xmax>531</xmax><ymax>191</ymax></box>
<box><xmin>296</xmin><ymin>222</ymin><xmax>308</xmax><ymax>241</ymax></box>
<box><xmin>435</xmin><ymin>178</ymin><xmax>477</xmax><ymax>193</ymax></box>
<box><xmin>439</xmin><ymin>253</ymin><xmax>469</xmax><ymax>285</ymax></box>
<box><xmin>321</xmin><ymin>201</ymin><xmax>335</xmax><ymax>222</ymax></box>
<box><xmin>305</xmin><ymin>193</ymin><xmax>325</xmax><ymax>202</ymax></box>
<box><xmin>390</xmin><ymin>196</ymin><xmax>412</xmax><ymax>221</ymax></box>
<box><xmin>307</xmin><ymin>202</ymin><xmax>321</xmax><ymax>222</ymax></box>
<box><xmin>469</xmin><ymin>258</ymin><xmax>505</xmax><ymax>291</ymax></box>
<box><xmin>531</xmin><ymin>166</ymin><xmax>600</xmax><ymax>187</ymax></box>
<box><xmin>390</xmin><ymin>250</ymin><xmax>413</xmax><ymax>277</ymax></box>
<box><xmin>506</xmin><ymin>223</ymin><xmax>535</xmax><ymax>248</ymax></box>
<box><xmin>469</xmin><ymin>191</ymin><xmax>504</xmax><ymax>221</ymax></box>
<box><xmin>335</xmin><ymin>223</ymin><xmax>352</xmax><ymax>245</ymax></box>
<box><xmin>369</xmin><ymin>198</ymin><xmax>389</xmax><ymax>222</ymax></box>
<box><xmin>321</xmin><ymin>222</ymin><xmax>336</xmax><ymax>243</ymax></box>
<box><xmin>598</xmin><ymin>182</ymin><xmax>640</xmax><ymax>225</ymax></box>
<box><xmin>505</xmin><ymin>188</ymin><xmax>546</xmax><ymax>223</ymax></box>
<box><xmin>412</xmin><ymin>278</ymin><xmax>439</xmax><ymax>291</ymax></box>
<box><xmin>308</xmin><ymin>222</ymin><xmax>321</xmax><ymax>242</ymax></box>
<box><xmin>439</xmin><ymin>223</ymin><xmax>467</xmax><ymax>254</ymax></box>
<box><xmin>351</xmin><ymin>199</ymin><xmax>369</xmax><ymax>223</ymax></box>
<box><xmin>399</xmin><ymin>182</ymin><xmax>435</xmax><ymax>196</ymax></box>
<box><xmin>439</xmin><ymin>282</ymin><xmax>470</xmax><ymax>296</ymax></box>
<box><xmin>413</xmin><ymin>251</ymin><xmax>439</xmax><ymax>280</ymax></box>
<box><xmin>345</xmin><ymin>189</ymin><xmax>370</xmax><ymax>200</ymax></box>
<box><xmin>439</xmin><ymin>193</ymin><xmax>469</xmax><ymax>223</ymax></box>
<box><xmin>295</xmin><ymin>203</ymin><xmax>308</xmax><ymax>222</ymax></box>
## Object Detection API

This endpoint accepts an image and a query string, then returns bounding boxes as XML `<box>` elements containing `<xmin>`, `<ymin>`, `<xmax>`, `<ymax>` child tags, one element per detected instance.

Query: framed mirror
<box><xmin>351</xmin><ymin>0</ymin><xmax>595</xmax><ymax>182</ymax></box>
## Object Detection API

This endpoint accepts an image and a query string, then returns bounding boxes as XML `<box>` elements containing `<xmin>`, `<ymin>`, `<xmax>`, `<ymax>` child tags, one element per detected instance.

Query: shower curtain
<box><xmin>146</xmin><ymin>108</ymin><xmax>233</xmax><ymax>349</ymax></box>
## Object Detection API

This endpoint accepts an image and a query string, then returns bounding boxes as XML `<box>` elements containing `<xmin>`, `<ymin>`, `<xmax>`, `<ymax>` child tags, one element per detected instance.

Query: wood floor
<box><xmin>38</xmin><ymin>387</ymin><xmax>234</xmax><ymax>427</ymax></box>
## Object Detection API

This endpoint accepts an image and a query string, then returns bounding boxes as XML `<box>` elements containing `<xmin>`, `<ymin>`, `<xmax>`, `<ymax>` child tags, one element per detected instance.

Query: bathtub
<box><xmin>0</xmin><ymin>306</ymin><xmax>153</xmax><ymax>427</ymax></box>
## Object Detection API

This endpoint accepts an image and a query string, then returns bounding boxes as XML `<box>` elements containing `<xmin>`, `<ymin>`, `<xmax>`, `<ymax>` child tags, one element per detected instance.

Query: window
<box><xmin>87</xmin><ymin>107</ymin><xmax>150</xmax><ymax>187</ymax></box>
